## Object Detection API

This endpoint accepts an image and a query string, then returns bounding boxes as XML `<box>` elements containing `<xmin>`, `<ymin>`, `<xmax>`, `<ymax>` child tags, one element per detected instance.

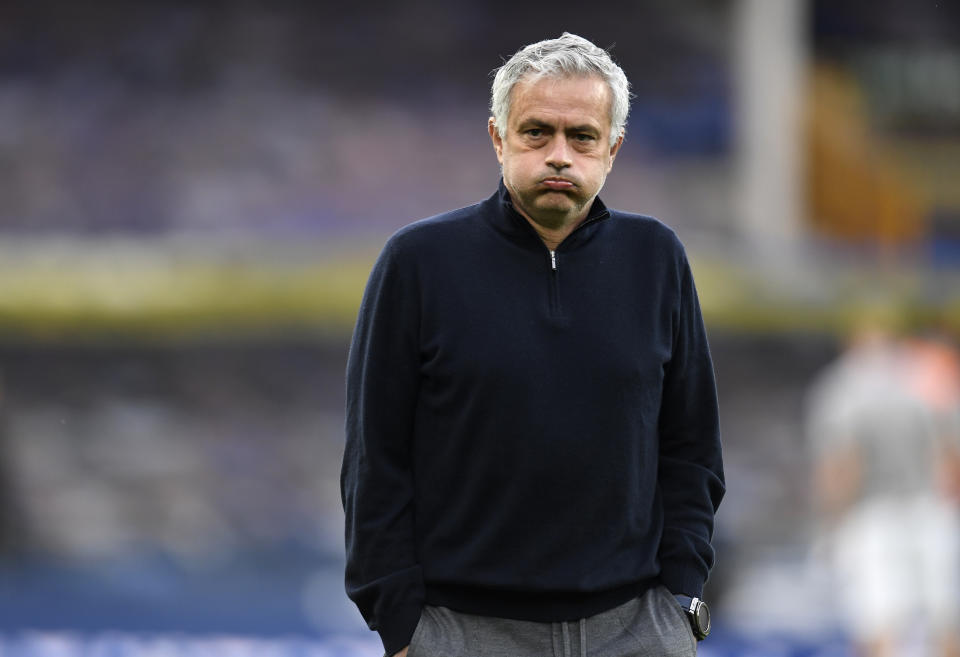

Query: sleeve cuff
<box><xmin>659</xmin><ymin>561</ymin><xmax>706</xmax><ymax>598</ymax></box>
<box><xmin>378</xmin><ymin>603</ymin><xmax>422</xmax><ymax>657</ymax></box>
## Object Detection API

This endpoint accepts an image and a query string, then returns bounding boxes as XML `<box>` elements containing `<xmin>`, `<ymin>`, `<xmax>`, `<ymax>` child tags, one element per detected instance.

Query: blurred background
<box><xmin>1</xmin><ymin>0</ymin><xmax>960</xmax><ymax>655</ymax></box>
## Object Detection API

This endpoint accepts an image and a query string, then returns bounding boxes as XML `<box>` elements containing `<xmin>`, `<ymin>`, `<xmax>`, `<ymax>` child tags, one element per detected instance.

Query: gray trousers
<box><xmin>406</xmin><ymin>585</ymin><xmax>696</xmax><ymax>657</ymax></box>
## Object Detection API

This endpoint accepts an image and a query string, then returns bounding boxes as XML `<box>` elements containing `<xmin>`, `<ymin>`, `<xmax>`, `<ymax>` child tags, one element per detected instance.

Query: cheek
<box><xmin>594</xmin><ymin>153</ymin><xmax>614</xmax><ymax>176</ymax></box>
<box><xmin>501</xmin><ymin>152</ymin><xmax>532</xmax><ymax>178</ymax></box>
<box><xmin>498</xmin><ymin>156</ymin><xmax>520</xmax><ymax>188</ymax></box>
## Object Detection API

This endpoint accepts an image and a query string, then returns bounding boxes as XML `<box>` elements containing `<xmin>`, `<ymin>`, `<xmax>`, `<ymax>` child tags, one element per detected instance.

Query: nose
<box><xmin>544</xmin><ymin>136</ymin><xmax>572</xmax><ymax>170</ymax></box>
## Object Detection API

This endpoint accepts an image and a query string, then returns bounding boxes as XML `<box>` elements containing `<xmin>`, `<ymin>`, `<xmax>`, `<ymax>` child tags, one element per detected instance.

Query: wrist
<box><xmin>674</xmin><ymin>594</ymin><xmax>711</xmax><ymax>640</ymax></box>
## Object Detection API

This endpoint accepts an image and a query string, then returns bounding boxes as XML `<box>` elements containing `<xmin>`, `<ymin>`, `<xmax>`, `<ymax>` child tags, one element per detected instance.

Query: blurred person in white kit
<box><xmin>806</xmin><ymin>320</ymin><xmax>960</xmax><ymax>657</ymax></box>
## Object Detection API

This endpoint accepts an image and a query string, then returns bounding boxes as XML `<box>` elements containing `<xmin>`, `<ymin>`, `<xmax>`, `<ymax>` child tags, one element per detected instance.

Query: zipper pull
<box><xmin>550</xmin><ymin>250</ymin><xmax>557</xmax><ymax>271</ymax></box>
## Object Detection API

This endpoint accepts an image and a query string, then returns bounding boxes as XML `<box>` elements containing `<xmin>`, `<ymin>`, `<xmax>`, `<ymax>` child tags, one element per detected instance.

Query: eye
<box><xmin>574</xmin><ymin>133</ymin><xmax>596</xmax><ymax>142</ymax></box>
<box><xmin>526</xmin><ymin>128</ymin><xmax>544</xmax><ymax>138</ymax></box>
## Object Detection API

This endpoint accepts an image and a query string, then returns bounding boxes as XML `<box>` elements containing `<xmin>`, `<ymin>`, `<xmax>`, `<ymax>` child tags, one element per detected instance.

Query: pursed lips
<box><xmin>540</xmin><ymin>177</ymin><xmax>576</xmax><ymax>191</ymax></box>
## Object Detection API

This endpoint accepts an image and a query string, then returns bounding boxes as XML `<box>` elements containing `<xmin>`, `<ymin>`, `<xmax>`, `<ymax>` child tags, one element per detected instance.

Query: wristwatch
<box><xmin>674</xmin><ymin>594</ymin><xmax>711</xmax><ymax>640</ymax></box>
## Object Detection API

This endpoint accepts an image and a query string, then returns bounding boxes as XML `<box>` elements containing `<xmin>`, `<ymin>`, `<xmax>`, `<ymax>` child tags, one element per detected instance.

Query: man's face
<box><xmin>489</xmin><ymin>74</ymin><xmax>622</xmax><ymax>232</ymax></box>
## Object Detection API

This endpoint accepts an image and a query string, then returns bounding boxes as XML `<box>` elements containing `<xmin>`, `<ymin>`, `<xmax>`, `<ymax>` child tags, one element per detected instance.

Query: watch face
<box><xmin>694</xmin><ymin>601</ymin><xmax>711</xmax><ymax>636</ymax></box>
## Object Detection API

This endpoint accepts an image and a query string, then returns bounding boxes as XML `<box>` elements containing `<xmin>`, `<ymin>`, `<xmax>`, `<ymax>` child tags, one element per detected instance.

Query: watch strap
<box><xmin>673</xmin><ymin>594</ymin><xmax>696</xmax><ymax>613</ymax></box>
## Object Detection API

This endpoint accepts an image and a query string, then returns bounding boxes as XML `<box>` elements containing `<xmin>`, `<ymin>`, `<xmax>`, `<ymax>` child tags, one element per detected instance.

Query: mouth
<box><xmin>540</xmin><ymin>177</ymin><xmax>576</xmax><ymax>191</ymax></box>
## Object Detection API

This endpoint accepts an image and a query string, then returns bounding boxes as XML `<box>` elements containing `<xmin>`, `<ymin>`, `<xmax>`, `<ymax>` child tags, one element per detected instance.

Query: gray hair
<box><xmin>490</xmin><ymin>33</ymin><xmax>631</xmax><ymax>147</ymax></box>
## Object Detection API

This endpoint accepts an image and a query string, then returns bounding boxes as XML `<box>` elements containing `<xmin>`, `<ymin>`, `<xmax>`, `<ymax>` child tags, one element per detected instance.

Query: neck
<box><xmin>521</xmin><ymin>216</ymin><xmax>578</xmax><ymax>251</ymax></box>
<box><xmin>509</xmin><ymin>200</ymin><xmax>588</xmax><ymax>251</ymax></box>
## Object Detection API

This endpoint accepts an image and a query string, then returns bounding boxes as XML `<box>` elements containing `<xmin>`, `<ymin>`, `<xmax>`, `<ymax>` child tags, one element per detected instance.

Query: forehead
<box><xmin>508</xmin><ymin>74</ymin><xmax>612</xmax><ymax>130</ymax></box>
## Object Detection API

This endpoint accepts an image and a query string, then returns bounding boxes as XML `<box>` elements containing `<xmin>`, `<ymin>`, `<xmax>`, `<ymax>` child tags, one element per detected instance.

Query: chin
<box><xmin>532</xmin><ymin>203</ymin><xmax>572</xmax><ymax>219</ymax></box>
<box><xmin>536</xmin><ymin>194</ymin><xmax>580</xmax><ymax>213</ymax></box>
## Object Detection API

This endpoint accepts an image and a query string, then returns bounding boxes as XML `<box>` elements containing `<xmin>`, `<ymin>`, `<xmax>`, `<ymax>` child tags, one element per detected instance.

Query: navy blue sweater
<box><xmin>342</xmin><ymin>182</ymin><xmax>724</xmax><ymax>655</ymax></box>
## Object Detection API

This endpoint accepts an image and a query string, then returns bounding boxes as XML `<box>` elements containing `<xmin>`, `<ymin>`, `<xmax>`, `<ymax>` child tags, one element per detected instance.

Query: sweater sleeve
<box><xmin>341</xmin><ymin>237</ymin><xmax>424</xmax><ymax>656</ymax></box>
<box><xmin>656</xmin><ymin>247</ymin><xmax>725</xmax><ymax>598</ymax></box>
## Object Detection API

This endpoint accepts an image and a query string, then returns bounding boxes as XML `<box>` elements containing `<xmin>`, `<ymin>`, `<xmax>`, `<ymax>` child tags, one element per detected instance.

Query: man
<box><xmin>342</xmin><ymin>33</ymin><xmax>724</xmax><ymax>657</ymax></box>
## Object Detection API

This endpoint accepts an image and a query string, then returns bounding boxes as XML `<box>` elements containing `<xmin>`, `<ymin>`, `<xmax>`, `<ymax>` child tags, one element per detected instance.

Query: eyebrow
<box><xmin>518</xmin><ymin>118</ymin><xmax>601</xmax><ymax>135</ymax></box>
<box><xmin>566</xmin><ymin>124</ymin><xmax>601</xmax><ymax>135</ymax></box>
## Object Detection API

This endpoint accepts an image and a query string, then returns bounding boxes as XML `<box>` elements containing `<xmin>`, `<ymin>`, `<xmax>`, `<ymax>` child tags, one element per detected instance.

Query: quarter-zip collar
<box><xmin>483</xmin><ymin>178</ymin><xmax>611</xmax><ymax>252</ymax></box>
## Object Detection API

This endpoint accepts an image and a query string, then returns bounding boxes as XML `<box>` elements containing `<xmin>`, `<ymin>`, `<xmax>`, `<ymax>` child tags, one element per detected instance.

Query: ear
<box><xmin>606</xmin><ymin>133</ymin><xmax>624</xmax><ymax>172</ymax></box>
<box><xmin>488</xmin><ymin>117</ymin><xmax>504</xmax><ymax>164</ymax></box>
